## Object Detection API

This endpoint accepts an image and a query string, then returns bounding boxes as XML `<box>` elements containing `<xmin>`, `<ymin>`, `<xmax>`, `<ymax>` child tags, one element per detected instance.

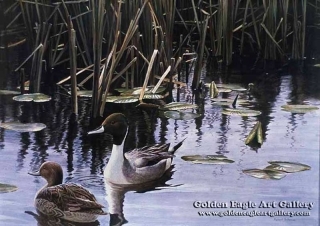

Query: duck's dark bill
<box><xmin>88</xmin><ymin>126</ymin><xmax>105</xmax><ymax>135</ymax></box>
<box><xmin>28</xmin><ymin>171</ymin><xmax>40</xmax><ymax>176</ymax></box>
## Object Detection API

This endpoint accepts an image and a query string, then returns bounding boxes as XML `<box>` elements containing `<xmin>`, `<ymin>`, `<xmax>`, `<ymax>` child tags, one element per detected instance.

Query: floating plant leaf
<box><xmin>181</xmin><ymin>155</ymin><xmax>234</xmax><ymax>164</ymax></box>
<box><xmin>117</xmin><ymin>86</ymin><xmax>166</xmax><ymax>95</ymax></box>
<box><xmin>267</xmin><ymin>161</ymin><xmax>311</xmax><ymax>173</ymax></box>
<box><xmin>222</xmin><ymin>108</ymin><xmax>261</xmax><ymax>117</ymax></box>
<box><xmin>257</xmin><ymin>122</ymin><xmax>263</xmax><ymax>144</ymax></box>
<box><xmin>212</xmin><ymin>98</ymin><xmax>249</xmax><ymax>106</ymax></box>
<box><xmin>281</xmin><ymin>105</ymin><xmax>319</xmax><ymax>113</ymax></box>
<box><xmin>142</xmin><ymin>94</ymin><xmax>164</xmax><ymax>100</ymax></box>
<box><xmin>0</xmin><ymin>90</ymin><xmax>20</xmax><ymax>95</ymax></box>
<box><xmin>245</xmin><ymin>122</ymin><xmax>260</xmax><ymax>144</ymax></box>
<box><xmin>105</xmin><ymin>96</ymin><xmax>138</xmax><ymax>103</ymax></box>
<box><xmin>13</xmin><ymin>93</ymin><xmax>51</xmax><ymax>102</ymax></box>
<box><xmin>164</xmin><ymin>111</ymin><xmax>201</xmax><ymax>120</ymax></box>
<box><xmin>210</xmin><ymin>81</ymin><xmax>219</xmax><ymax>98</ymax></box>
<box><xmin>231</xmin><ymin>88</ymin><xmax>247</xmax><ymax>92</ymax></box>
<box><xmin>0</xmin><ymin>122</ymin><xmax>46</xmax><ymax>132</ymax></box>
<box><xmin>216</xmin><ymin>83</ymin><xmax>245</xmax><ymax>90</ymax></box>
<box><xmin>161</xmin><ymin>102</ymin><xmax>198</xmax><ymax>111</ymax></box>
<box><xmin>242</xmin><ymin>169</ymin><xmax>286</xmax><ymax>180</ymax></box>
<box><xmin>0</xmin><ymin>183</ymin><xmax>18</xmax><ymax>193</ymax></box>
<box><xmin>245</xmin><ymin>121</ymin><xmax>263</xmax><ymax>145</ymax></box>
<box><xmin>68</xmin><ymin>90</ymin><xmax>92</xmax><ymax>97</ymax></box>
<box><xmin>217</xmin><ymin>88</ymin><xmax>232</xmax><ymax>93</ymax></box>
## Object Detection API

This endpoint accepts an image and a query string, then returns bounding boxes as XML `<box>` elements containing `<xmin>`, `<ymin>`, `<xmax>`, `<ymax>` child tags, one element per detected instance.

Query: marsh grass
<box><xmin>1</xmin><ymin>0</ymin><xmax>316</xmax><ymax>119</ymax></box>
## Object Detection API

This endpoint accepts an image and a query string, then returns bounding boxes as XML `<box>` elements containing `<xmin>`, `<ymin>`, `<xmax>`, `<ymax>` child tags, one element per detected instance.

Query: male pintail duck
<box><xmin>88</xmin><ymin>113</ymin><xmax>185</xmax><ymax>185</ymax></box>
<box><xmin>28</xmin><ymin>161</ymin><xmax>107</xmax><ymax>223</ymax></box>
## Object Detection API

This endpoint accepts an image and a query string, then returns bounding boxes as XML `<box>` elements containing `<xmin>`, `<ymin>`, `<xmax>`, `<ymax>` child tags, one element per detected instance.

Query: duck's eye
<box><xmin>111</xmin><ymin>121</ymin><xmax>115</xmax><ymax>125</ymax></box>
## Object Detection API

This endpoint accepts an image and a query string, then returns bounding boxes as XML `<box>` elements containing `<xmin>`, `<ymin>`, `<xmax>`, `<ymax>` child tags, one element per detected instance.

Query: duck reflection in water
<box><xmin>106</xmin><ymin>165</ymin><xmax>178</xmax><ymax>226</ymax></box>
<box><xmin>25</xmin><ymin>210</ymin><xmax>101</xmax><ymax>226</ymax></box>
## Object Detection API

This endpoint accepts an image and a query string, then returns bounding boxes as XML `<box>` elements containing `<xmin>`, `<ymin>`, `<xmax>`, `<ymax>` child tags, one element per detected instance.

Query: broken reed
<box><xmin>9</xmin><ymin>0</ymin><xmax>314</xmax><ymax>118</ymax></box>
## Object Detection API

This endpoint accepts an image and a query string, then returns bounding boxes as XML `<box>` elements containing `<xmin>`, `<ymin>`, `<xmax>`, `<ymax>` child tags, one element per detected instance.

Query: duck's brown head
<box><xmin>28</xmin><ymin>161</ymin><xmax>63</xmax><ymax>186</ymax></box>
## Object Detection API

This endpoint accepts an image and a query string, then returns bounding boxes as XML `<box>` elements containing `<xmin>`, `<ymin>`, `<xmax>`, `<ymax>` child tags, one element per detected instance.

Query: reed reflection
<box><xmin>105</xmin><ymin>166</ymin><xmax>177</xmax><ymax>226</ymax></box>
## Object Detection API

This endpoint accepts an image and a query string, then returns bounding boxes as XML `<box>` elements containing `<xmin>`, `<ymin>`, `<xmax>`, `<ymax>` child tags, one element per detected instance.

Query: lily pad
<box><xmin>0</xmin><ymin>183</ymin><xmax>18</xmax><ymax>193</ymax></box>
<box><xmin>181</xmin><ymin>155</ymin><xmax>234</xmax><ymax>164</ymax></box>
<box><xmin>68</xmin><ymin>90</ymin><xmax>92</xmax><ymax>97</ymax></box>
<box><xmin>222</xmin><ymin>108</ymin><xmax>261</xmax><ymax>117</ymax></box>
<box><xmin>281</xmin><ymin>105</ymin><xmax>319</xmax><ymax>113</ymax></box>
<box><xmin>116</xmin><ymin>86</ymin><xmax>166</xmax><ymax>95</ymax></box>
<box><xmin>217</xmin><ymin>88</ymin><xmax>232</xmax><ymax>93</ymax></box>
<box><xmin>216</xmin><ymin>83</ymin><xmax>246</xmax><ymax>91</ymax></box>
<box><xmin>160</xmin><ymin>102</ymin><xmax>198</xmax><ymax>111</ymax></box>
<box><xmin>164</xmin><ymin>111</ymin><xmax>201</xmax><ymax>120</ymax></box>
<box><xmin>0</xmin><ymin>90</ymin><xmax>20</xmax><ymax>95</ymax></box>
<box><xmin>266</xmin><ymin>161</ymin><xmax>311</xmax><ymax>173</ymax></box>
<box><xmin>0</xmin><ymin>122</ymin><xmax>46</xmax><ymax>132</ymax></box>
<box><xmin>105</xmin><ymin>96</ymin><xmax>139</xmax><ymax>103</ymax></box>
<box><xmin>242</xmin><ymin>169</ymin><xmax>286</xmax><ymax>180</ymax></box>
<box><xmin>13</xmin><ymin>93</ymin><xmax>51</xmax><ymax>102</ymax></box>
<box><xmin>231</xmin><ymin>88</ymin><xmax>247</xmax><ymax>92</ymax></box>
<box><xmin>212</xmin><ymin>98</ymin><xmax>249</xmax><ymax>106</ymax></box>
<box><xmin>141</xmin><ymin>94</ymin><xmax>164</xmax><ymax>100</ymax></box>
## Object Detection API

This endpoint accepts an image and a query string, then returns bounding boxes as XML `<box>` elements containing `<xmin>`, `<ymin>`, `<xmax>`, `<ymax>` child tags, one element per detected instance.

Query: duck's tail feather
<box><xmin>168</xmin><ymin>138</ymin><xmax>186</xmax><ymax>154</ymax></box>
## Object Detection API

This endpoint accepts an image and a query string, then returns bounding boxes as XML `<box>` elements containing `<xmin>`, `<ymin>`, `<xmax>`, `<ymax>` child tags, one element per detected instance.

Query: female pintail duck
<box><xmin>88</xmin><ymin>113</ymin><xmax>185</xmax><ymax>185</ymax></box>
<box><xmin>28</xmin><ymin>161</ymin><xmax>107</xmax><ymax>223</ymax></box>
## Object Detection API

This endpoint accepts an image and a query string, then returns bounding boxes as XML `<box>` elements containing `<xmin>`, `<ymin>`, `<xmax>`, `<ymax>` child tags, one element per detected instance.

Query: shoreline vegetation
<box><xmin>0</xmin><ymin>0</ymin><xmax>318</xmax><ymax>119</ymax></box>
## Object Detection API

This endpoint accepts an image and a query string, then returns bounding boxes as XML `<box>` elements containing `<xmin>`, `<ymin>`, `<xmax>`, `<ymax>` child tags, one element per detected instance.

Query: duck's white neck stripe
<box><xmin>104</xmin><ymin>129</ymin><xmax>129</xmax><ymax>184</ymax></box>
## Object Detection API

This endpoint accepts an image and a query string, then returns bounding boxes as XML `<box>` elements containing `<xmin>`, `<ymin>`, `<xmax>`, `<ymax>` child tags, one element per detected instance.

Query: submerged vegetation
<box><xmin>0</xmin><ymin>0</ymin><xmax>319</xmax><ymax>119</ymax></box>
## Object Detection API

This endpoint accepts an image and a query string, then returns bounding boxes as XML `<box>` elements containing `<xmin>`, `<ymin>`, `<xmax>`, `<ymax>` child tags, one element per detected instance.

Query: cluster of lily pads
<box><xmin>0</xmin><ymin>90</ymin><xmax>50</xmax><ymax>133</ymax></box>
<box><xmin>160</xmin><ymin>102</ymin><xmax>201</xmax><ymax>120</ymax></box>
<box><xmin>243</xmin><ymin>161</ymin><xmax>311</xmax><ymax>180</ymax></box>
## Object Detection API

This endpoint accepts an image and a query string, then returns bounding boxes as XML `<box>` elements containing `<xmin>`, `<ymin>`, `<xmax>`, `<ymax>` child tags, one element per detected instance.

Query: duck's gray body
<box><xmin>88</xmin><ymin>113</ymin><xmax>184</xmax><ymax>185</ymax></box>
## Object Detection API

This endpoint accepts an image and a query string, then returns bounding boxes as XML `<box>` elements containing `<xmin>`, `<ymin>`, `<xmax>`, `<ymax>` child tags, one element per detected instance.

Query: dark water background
<box><xmin>0</xmin><ymin>49</ymin><xmax>319</xmax><ymax>226</ymax></box>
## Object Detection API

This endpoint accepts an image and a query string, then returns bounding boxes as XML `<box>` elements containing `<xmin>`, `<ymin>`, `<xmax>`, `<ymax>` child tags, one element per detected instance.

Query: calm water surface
<box><xmin>0</xmin><ymin>58</ymin><xmax>319</xmax><ymax>226</ymax></box>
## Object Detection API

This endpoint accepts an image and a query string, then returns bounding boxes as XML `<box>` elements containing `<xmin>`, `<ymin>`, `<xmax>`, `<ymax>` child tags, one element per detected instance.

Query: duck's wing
<box><xmin>125</xmin><ymin>144</ymin><xmax>174</xmax><ymax>168</ymax></box>
<box><xmin>37</xmin><ymin>183</ymin><xmax>106</xmax><ymax>213</ymax></box>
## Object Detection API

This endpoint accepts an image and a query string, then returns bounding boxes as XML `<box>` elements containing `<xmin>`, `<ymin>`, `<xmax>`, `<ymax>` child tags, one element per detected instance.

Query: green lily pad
<box><xmin>0</xmin><ymin>183</ymin><xmax>18</xmax><ymax>193</ymax></box>
<box><xmin>142</xmin><ymin>94</ymin><xmax>164</xmax><ymax>100</ymax></box>
<box><xmin>164</xmin><ymin>111</ymin><xmax>201</xmax><ymax>120</ymax></box>
<box><xmin>13</xmin><ymin>93</ymin><xmax>51</xmax><ymax>102</ymax></box>
<box><xmin>281</xmin><ymin>105</ymin><xmax>319</xmax><ymax>113</ymax></box>
<box><xmin>266</xmin><ymin>161</ymin><xmax>311</xmax><ymax>173</ymax></box>
<box><xmin>0</xmin><ymin>90</ymin><xmax>20</xmax><ymax>95</ymax></box>
<box><xmin>216</xmin><ymin>83</ymin><xmax>246</xmax><ymax>90</ymax></box>
<box><xmin>68</xmin><ymin>90</ymin><xmax>92</xmax><ymax>97</ymax></box>
<box><xmin>160</xmin><ymin>102</ymin><xmax>198</xmax><ymax>111</ymax></box>
<box><xmin>116</xmin><ymin>86</ymin><xmax>166</xmax><ymax>95</ymax></box>
<box><xmin>105</xmin><ymin>96</ymin><xmax>139</xmax><ymax>103</ymax></box>
<box><xmin>222</xmin><ymin>108</ymin><xmax>261</xmax><ymax>117</ymax></box>
<box><xmin>181</xmin><ymin>155</ymin><xmax>234</xmax><ymax>164</ymax></box>
<box><xmin>217</xmin><ymin>88</ymin><xmax>232</xmax><ymax>93</ymax></box>
<box><xmin>0</xmin><ymin>122</ymin><xmax>46</xmax><ymax>132</ymax></box>
<box><xmin>232</xmin><ymin>88</ymin><xmax>247</xmax><ymax>92</ymax></box>
<box><xmin>212</xmin><ymin>98</ymin><xmax>249</xmax><ymax>106</ymax></box>
<box><xmin>242</xmin><ymin>169</ymin><xmax>286</xmax><ymax>180</ymax></box>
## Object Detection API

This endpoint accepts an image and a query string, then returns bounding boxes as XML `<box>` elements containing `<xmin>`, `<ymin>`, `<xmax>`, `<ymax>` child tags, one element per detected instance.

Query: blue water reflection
<box><xmin>0</xmin><ymin>63</ymin><xmax>319</xmax><ymax>225</ymax></box>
